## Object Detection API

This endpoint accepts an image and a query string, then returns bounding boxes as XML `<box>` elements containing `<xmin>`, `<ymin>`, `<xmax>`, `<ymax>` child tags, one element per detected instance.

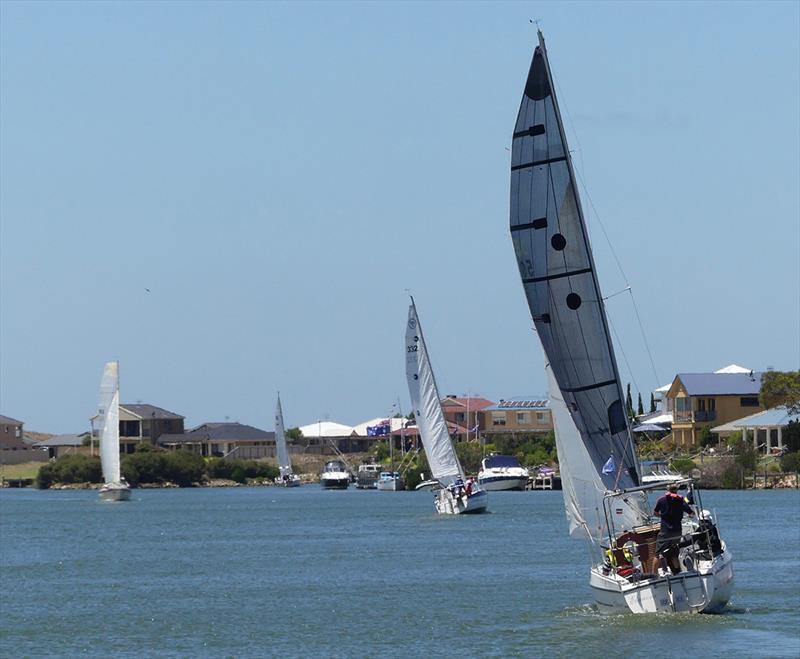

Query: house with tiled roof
<box><xmin>480</xmin><ymin>396</ymin><xmax>552</xmax><ymax>437</ymax></box>
<box><xmin>440</xmin><ymin>396</ymin><xmax>494</xmax><ymax>437</ymax></box>
<box><xmin>157</xmin><ymin>422</ymin><xmax>275</xmax><ymax>459</ymax></box>
<box><xmin>0</xmin><ymin>415</ymin><xmax>26</xmax><ymax>450</ymax></box>
<box><xmin>90</xmin><ymin>403</ymin><xmax>185</xmax><ymax>453</ymax></box>
<box><xmin>666</xmin><ymin>372</ymin><xmax>764</xmax><ymax>448</ymax></box>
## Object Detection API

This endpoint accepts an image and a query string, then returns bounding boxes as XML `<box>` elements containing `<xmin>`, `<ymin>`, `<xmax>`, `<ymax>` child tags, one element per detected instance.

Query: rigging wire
<box><xmin>554</xmin><ymin>78</ymin><xmax>662</xmax><ymax>389</ymax></box>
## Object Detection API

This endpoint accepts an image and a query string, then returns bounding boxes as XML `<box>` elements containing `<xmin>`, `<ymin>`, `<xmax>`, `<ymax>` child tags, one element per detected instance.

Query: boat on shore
<box><xmin>509</xmin><ymin>30</ymin><xmax>733</xmax><ymax>613</ymax></box>
<box><xmin>96</xmin><ymin>361</ymin><xmax>131</xmax><ymax>502</ymax></box>
<box><xmin>478</xmin><ymin>454</ymin><xmax>529</xmax><ymax>491</ymax></box>
<box><xmin>405</xmin><ymin>298</ymin><xmax>487</xmax><ymax>514</ymax></box>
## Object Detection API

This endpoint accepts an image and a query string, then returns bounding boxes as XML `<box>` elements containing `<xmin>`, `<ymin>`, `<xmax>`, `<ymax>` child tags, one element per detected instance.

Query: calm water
<box><xmin>1</xmin><ymin>487</ymin><xmax>798</xmax><ymax>658</ymax></box>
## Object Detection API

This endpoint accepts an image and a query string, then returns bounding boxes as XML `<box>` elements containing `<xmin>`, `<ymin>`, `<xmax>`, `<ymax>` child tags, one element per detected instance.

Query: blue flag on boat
<box><xmin>601</xmin><ymin>455</ymin><xmax>616</xmax><ymax>475</ymax></box>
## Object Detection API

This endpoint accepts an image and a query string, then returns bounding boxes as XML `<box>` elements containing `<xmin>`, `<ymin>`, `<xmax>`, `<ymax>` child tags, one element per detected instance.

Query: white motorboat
<box><xmin>320</xmin><ymin>460</ymin><xmax>350</xmax><ymax>490</ymax></box>
<box><xmin>376</xmin><ymin>471</ymin><xmax>405</xmax><ymax>491</ymax></box>
<box><xmin>405</xmin><ymin>298</ymin><xmax>487</xmax><ymax>514</ymax></box>
<box><xmin>274</xmin><ymin>394</ymin><xmax>301</xmax><ymax>487</ymax></box>
<box><xmin>96</xmin><ymin>361</ymin><xmax>131</xmax><ymax>502</ymax></box>
<box><xmin>510</xmin><ymin>31</ymin><xmax>733</xmax><ymax>613</ymax></box>
<box><xmin>478</xmin><ymin>454</ymin><xmax>529</xmax><ymax>491</ymax></box>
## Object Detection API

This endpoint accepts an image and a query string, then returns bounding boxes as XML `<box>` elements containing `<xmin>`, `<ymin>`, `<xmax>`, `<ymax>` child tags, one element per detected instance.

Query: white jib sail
<box><xmin>98</xmin><ymin>361</ymin><xmax>121</xmax><ymax>484</ymax></box>
<box><xmin>405</xmin><ymin>300</ymin><xmax>464</xmax><ymax>486</ymax></box>
<box><xmin>547</xmin><ymin>363</ymin><xmax>646</xmax><ymax>542</ymax></box>
<box><xmin>275</xmin><ymin>395</ymin><xmax>292</xmax><ymax>478</ymax></box>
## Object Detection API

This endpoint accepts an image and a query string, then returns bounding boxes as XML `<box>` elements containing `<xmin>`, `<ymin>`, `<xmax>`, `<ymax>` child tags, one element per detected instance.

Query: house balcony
<box><xmin>674</xmin><ymin>410</ymin><xmax>717</xmax><ymax>424</ymax></box>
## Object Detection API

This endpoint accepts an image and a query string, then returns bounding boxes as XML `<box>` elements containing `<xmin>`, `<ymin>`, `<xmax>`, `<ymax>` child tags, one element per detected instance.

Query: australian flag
<box><xmin>367</xmin><ymin>419</ymin><xmax>391</xmax><ymax>437</ymax></box>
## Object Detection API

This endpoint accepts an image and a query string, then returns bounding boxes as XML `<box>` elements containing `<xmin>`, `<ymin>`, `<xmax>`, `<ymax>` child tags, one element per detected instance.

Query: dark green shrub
<box><xmin>162</xmin><ymin>451</ymin><xmax>206</xmax><ymax>486</ymax></box>
<box><xmin>780</xmin><ymin>451</ymin><xmax>800</xmax><ymax>473</ymax></box>
<box><xmin>206</xmin><ymin>458</ymin><xmax>278</xmax><ymax>482</ymax></box>
<box><xmin>35</xmin><ymin>454</ymin><xmax>102</xmax><ymax>489</ymax></box>
<box><xmin>670</xmin><ymin>458</ymin><xmax>696</xmax><ymax>474</ymax></box>
<box><xmin>122</xmin><ymin>451</ymin><xmax>166</xmax><ymax>485</ymax></box>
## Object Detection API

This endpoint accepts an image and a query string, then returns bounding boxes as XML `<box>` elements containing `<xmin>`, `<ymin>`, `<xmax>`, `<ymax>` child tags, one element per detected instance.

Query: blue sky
<box><xmin>1</xmin><ymin>1</ymin><xmax>798</xmax><ymax>433</ymax></box>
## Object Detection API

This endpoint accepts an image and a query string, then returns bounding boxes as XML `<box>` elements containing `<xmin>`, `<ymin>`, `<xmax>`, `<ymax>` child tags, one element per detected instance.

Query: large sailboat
<box><xmin>405</xmin><ymin>298</ymin><xmax>487</xmax><ymax>514</ymax></box>
<box><xmin>510</xmin><ymin>31</ymin><xmax>733</xmax><ymax>613</ymax></box>
<box><xmin>96</xmin><ymin>361</ymin><xmax>131</xmax><ymax>502</ymax></box>
<box><xmin>274</xmin><ymin>394</ymin><xmax>301</xmax><ymax>487</ymax></box>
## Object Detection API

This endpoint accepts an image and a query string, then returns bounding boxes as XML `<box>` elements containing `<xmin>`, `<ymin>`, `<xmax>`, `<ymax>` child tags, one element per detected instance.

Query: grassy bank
<box><xmin>0</xmin><ymin>462</ymin><xmax>44</xmax><ymax>481</ymax></box>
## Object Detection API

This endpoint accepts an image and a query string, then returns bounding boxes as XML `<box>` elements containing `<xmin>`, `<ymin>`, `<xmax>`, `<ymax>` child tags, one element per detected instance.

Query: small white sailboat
<box><xmin>274</xmin><ymin>394</ymin><xmax>301</xmax><ymax>487</ymax></box>
<box><xmin>405</xmin><ymin>298</ymin><xmax>487</xmax><ymax>514</ymax></box>
<box><xmin>96</xmin><ymin>361</ymin><xmax>131</xmax><ymax>502</ymax></box>
<box><xmin>477</xmin><ymin>454</ymin><xmax>529</xmax><ymax>491</ymax></box>
<box><xmin>510</xmin><ymin>31</ymin><xmax>733</xmax><ymax>613</ymax></box>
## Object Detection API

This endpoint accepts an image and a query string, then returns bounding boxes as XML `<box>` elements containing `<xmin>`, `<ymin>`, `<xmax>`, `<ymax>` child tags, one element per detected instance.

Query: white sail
<box><xmin>405</xmin><ymin>299</ymin><xmax>464</xmax><ymax>486</ymax></box>
<box><xmin>98</xmin><ymin>361</ymin><xmax>121</xmax><ymax>484</ymax></box>
<box><xmin>547</xmin><ymin>364</ymin><xmax>646</xmax><ymax>541</ymax></box>
<box><xmin>275</xmin><ymin>394</ymin><xmax>293</xmax><ymax>478</ymax></box>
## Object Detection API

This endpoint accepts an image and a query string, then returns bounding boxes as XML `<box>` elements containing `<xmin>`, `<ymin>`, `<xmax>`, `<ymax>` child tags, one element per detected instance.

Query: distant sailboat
<box><xmin>274</xmin><ymin>394</ymin><xmax>301</xmax><ymax>487</ymax></box>
<box><xmin>510</xmin><ymin>31</ymin><xmax>733</xmax><ymax>612</ymax></box>
<box><xmin>405</xmin><ymin>298</ymin><xmax>487</xmax><ymax>514</ymax></box>
<box><xmin>97</xmin><ymin>361</ymin><xmax>131</xmax><ymax>502</ymax></box>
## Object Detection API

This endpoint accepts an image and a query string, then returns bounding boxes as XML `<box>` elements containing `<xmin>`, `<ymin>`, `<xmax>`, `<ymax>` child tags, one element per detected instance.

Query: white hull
<box><xmin>276</xmin><ymin>475</ymin><xmax>301</xmax><ymax>487</ymax></box>
<box><xmin>589</xmin><ymin>547</ymin><xmax>733</xmax><ymax>614</ymax></box>
<box><xmin>99</xmin><ymin>484</ymin><xmax>131</xmax><ymax>502</ymax></box>
<box><xmin>434</xmin><ymin>488</ymin><xmax>488</xmax><ymax>515</ymax></box>
<box><xmin>477</xmin><ymin>474</ymin><xmax>528</xmax><ymax>491</ymax></box>
<box><xmin>376</xmin><ymin>479</ymin><xmax>404</xmax><ymax>491</ymax></box>
<box><xmin>320</xmin><ymin>474</ymin><xmax>350</xmax><ymax>490</ymax></box>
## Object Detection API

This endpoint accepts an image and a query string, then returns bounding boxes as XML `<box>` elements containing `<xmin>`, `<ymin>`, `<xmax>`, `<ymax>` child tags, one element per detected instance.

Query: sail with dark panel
<box><xmin>510</xmin><ymin>31</ymin><xmax>640</xmax><ymax>491</ymax></box>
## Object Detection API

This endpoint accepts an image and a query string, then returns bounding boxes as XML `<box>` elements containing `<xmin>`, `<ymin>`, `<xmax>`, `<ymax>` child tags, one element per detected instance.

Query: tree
<box><xmin>759</xmin><ymin>371</ymin><xmax>800</xmax><ymax>414</ymax></box>
<box><xmin>637</xmin><ymin>393</ymin><xmax>644</xmax><ymax>416</ymax></box>
<box><xmin>626</xmin><ymin>383</ymin><xmax>634</xmax><ymax>418</ymax></box>
<box><xmin>649</xmin><ymin>393</ymin><xmax>656</xmax><ymax>414</ymax></box>
<box><xmin>285</xmin><ymin>427</ymin><xmax>303</xmax><ymax>442</ymax></box>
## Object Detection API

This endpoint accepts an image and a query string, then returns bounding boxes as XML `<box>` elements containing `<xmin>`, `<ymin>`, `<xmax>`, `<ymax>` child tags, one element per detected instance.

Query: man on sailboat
<box><xmin>653</xmin><ymin>483</ymin><xmax>695</xmax><ymax>574</ymax></box>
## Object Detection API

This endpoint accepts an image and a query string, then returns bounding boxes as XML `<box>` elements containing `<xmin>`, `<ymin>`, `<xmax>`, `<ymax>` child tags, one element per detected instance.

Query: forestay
<box><xmin>98</xmin><ymin>361</ymin><xmax>121</xmax><ymax>484</ymax></box>
<box><xmin>274</xmin><ymin>395</ymin><xmax>293</xmax><ymax>478</ymax></box>
<box><xmin>510</xmin><ymin>31</ymin><xmax>640</xmax><ymax>492</ymax></box>
<box><xmin>405</xmin><ymin>300</ymin><xmax>464</xmax><ymax>486</ymax></box>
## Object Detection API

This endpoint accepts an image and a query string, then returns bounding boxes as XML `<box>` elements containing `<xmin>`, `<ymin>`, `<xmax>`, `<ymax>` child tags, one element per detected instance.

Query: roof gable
<box><xmin>121</xmin><ymin>404</ymin><xmax>185</xmax><ymax>420</ymax></box>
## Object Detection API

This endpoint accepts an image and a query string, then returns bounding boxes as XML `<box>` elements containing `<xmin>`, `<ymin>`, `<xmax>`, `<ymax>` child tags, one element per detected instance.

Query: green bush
<box><xmin>206</xmin><ymin>458</ymin><xmax>278</xmax><ymax>483</ymax></box>
<box><xmin>780</xmin><ymin>451</ymin><xmax>800</xmax><ymax>473</ymax></box>
<box><xmin>697</xmin><ymin>426</ymin><xmax>716</xmax><ymax>448</ymax></box>
<box><xmin>122</xmin><ymin>449</ymin><xmax>206</xmax><ymax>486</ymax></box>
<box><xmin>36</xmin><ymin>454</ymin><xmax>103</xmax><ymax>489</ymax></box>
<box><xmin>669</xmin><ymin>458</ymin><xmax>696</xmax><ymax>474</ymax></box>
<box><xmin>721</xmin><ymin>463</ymin><xmax>744</xmax><ymax>489</ymax></box>
<box><xmin>162</xmin><ymin>451</ymin><xmax>206</xmax><ymax>486</ymax></box>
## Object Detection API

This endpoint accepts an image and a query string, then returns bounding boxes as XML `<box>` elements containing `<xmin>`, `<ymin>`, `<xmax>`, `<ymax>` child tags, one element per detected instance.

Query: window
<box><xmin>517</xmin><ymin>412</ymin><xmax>531</xmax><ymax>424</ymax></box>
<box><xmin>740</xmin><ymin>397</ymin><xmax>759</xmax><ymax>407</ymax></box>
<box><xmin>536</xmin><ymin>412</ymin><xmax>545</xmax><ymax>422</ymax></box>
<box><xmin>455</xmin><ymin>412</ymin><xmax>466</xmax><ymax>423</ymax></box>
<box><xmin>491</xmin><ymin>412</ymin><xmax>506</xmax><ymax>427</ymax></box>
<box><xmin>676</xmin><ymin>397</ymin><xmax>692</xmax><ymax>411</ymax></box>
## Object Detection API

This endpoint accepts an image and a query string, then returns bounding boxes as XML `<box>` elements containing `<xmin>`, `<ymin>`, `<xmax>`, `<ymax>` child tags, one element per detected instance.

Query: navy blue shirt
<box><xmin>654</xmin><ymin>492</ymin><xmax>693</xmax><ymax>535</ymax></box>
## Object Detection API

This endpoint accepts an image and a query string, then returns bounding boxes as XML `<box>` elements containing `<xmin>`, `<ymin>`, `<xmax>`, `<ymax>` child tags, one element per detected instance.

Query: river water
<box><xmin>1</xmin><ymin>487</ymin><xmax>798</xmax><ymax>658</ymax></box>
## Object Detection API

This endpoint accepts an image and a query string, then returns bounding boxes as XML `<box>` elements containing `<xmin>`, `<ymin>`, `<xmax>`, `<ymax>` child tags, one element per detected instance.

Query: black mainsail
<box><xmin>510</xmin><ymin>31</ymin><xmax>640</xmax><ymax>491</ymax></box>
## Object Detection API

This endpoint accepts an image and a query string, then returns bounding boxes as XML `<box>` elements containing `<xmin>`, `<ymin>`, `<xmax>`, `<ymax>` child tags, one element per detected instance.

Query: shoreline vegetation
<box><xmin>1</xmin><ymin>430</ymin><xmax>797</xmax><ymax>490</ymax></box>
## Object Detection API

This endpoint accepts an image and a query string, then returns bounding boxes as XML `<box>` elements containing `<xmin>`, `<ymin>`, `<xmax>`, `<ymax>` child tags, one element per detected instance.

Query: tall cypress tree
<box><xmin>637</xmin><ymin>393</ymin><xmax>644</xmax><ymax>416</ymax></box>
<box><xmin>626</xmin><ymin>383</ymin><xmax>633</xmax><ymax>418</ymax></box>
<box><xmin>649</xmin><ymin>393</ymin><xmax>656</xmax><ymax>413</ymax></box>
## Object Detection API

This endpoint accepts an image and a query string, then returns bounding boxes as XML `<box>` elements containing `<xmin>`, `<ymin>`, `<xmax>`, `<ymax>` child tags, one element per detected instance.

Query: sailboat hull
<box><xmin>589</xmin><ymin>549</ymin><xmax>733</xmax><ymax>615</ymax></box>
<box><xmin>99</xmin><ymin>484</ymin><xmax>131</xmax><ymax>502</ymax></box>
<box><xmin>434</xmin><ymin>488</ymin><xmax>488</xmax><ymax>515</ymax></box>
<box><xmin>276</xmin><ymin>476</ymin><xmax>301</xmax><ymax>487</ymax></box>
<box><xmin>320</xmin><ymin>476</ymin><xmax>350</xmax><ymax>490</ymax></box>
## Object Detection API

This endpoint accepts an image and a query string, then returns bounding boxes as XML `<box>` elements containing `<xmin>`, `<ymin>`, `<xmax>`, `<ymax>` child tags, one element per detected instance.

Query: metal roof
<box><xmin>677</xmin><ymin>372</ymin><xmax>762</xmax><ymax>396</ymax></box>
<box><xmin>731</xmin><ymin>407</ymin><xmax>799</xmax><ymax>428</ymax></box>
<box><xmin>0</xmin><ymin>415</ymin><xmax>23</xmax><ymax>425</ymax></box>
<box><xmin>35</xmin><ymin>433</ymin><xmax>88</xmax><ymax>447</ymax></box>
